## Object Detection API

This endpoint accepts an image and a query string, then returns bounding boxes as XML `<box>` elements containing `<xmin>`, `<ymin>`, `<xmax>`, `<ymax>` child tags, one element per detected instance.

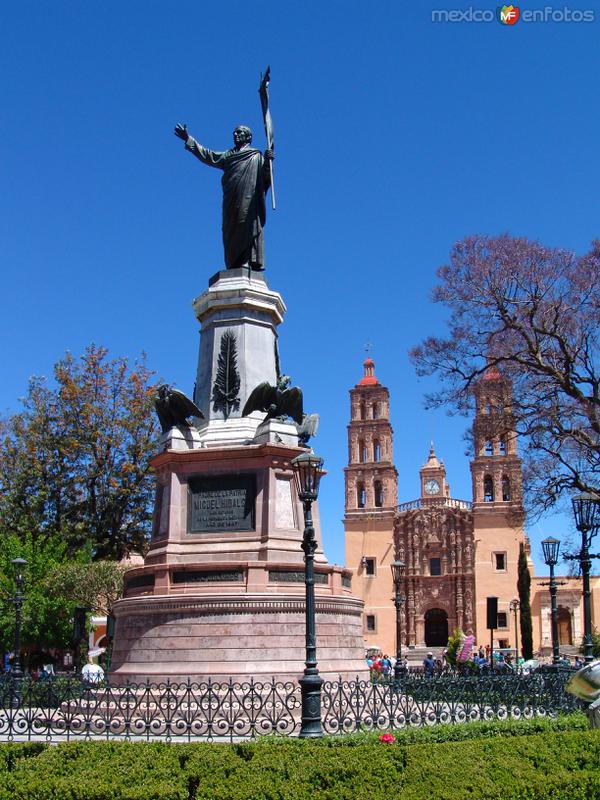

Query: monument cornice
<box><xmin>112</xmin><ymin>594</ymin><xmax>364</xmax><ymax>618</ymax></box>
<box><xmin>151</xmin><ymin>441</ymin><xmax>307</xmax><ymax>470</ymax></box>
<box><xmin>193</xmin><ymin>281</ymin><xmax>287</xmax><ymax>325</ymax></box>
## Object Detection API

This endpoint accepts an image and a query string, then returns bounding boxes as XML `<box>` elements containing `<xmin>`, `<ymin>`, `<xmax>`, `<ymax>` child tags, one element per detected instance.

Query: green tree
<box><xmin>43</xmin><ymin>561</ymin><xmax>127</xmax><ymax>616</ymax></box>
<box><xmin>517</xmin><ymin>543</ymin><xmax>534</xmax><ymax>660</ymax></box>
<box><xmin>0</xmin><ymin>344</ymin><xmax>160</xmax><ymax>560</ymax></box>
<box><xmin>0</xmin><ymin>533</ymin><xmax>84</xmax><ymax>658</ymax></box>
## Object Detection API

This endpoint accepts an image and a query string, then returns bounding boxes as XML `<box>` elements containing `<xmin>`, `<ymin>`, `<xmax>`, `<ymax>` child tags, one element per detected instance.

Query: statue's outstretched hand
<box><xmin>174</xmin><ymin>123</ymin><xmax>189</xmax><ymax>141</ymax></box>
<box><xmin>264</xmin><ymin>149</ymin><xmax>275</xmax><ymax>161</ymax></box>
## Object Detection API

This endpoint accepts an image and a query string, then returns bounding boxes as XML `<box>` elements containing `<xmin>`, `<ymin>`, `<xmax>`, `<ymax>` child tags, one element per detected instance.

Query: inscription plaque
<box><xmin>188</xmin><ymin>474</ymin><xmax>256</xmax><ymax>533</ymax></box>
<box><xmin>268</xmin><ymin>570</ymin><xmax>328</xmax><ymax>585</ymax></box>
<box><xmin>172</xmin><ymin>570</ymin><xmax>244</xmax><ymax>584</ymax></box>
<box><xmin>126</xmin><ymin>574</ymin><xmax>155</xmax><ymax>590</ymax></box>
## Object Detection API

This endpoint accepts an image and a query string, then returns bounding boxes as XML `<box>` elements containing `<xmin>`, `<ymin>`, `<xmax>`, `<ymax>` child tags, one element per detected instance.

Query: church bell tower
<box><xmin>344</xmin><ymin>359</ymin><xmax>397</xmax><ymax>516</ymax></box>
<box><xmin>470</xmin><ymin>365</ymin><xmax>527</xmax><ymax>649</ymax></box>
<box><xmin>344</xmin><ymin>359</ymin><xmax>398</xmax><ymax>649</ymax></box>
<box><xmin>470</xmin><ymin>366</ymin><xmax>522</xmax><ymax>509</ymax></box>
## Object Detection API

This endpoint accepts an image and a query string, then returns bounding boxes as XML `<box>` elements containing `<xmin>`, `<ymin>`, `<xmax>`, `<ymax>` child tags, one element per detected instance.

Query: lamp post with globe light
<box><xmin>291</xmin><ymin>451</ymin><xmax>325</xmax><ymax>739</ymax></box>
<box><xmin>6</xmin><ymin>558</ymin><xmax>27</xmax><ymax>707</ymax></box>
<box><xmin>541</xmin><ymin>537</ymin><xmax>562</xmax><ymax>666</ymax></box>
<box><xmin>390</xmin><ymin>560</ymin><xmax>405</xmax><ymax>680</ymax></box>
<box><xmin>566</xmin><ymin>493</ymin><xmax>600</xmax><ymax>664</ymax></box>
<box><xmin>10</xmin><ymin>558</ymin><xmax>27</xmax><ymax>681</ymax></box>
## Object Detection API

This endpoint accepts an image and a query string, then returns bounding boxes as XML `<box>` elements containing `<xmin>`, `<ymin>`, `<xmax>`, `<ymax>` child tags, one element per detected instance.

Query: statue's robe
<box><xmin>185</xmin><ymin>138</ymin><xmax>270</xmax><ymax>269</ymax></box>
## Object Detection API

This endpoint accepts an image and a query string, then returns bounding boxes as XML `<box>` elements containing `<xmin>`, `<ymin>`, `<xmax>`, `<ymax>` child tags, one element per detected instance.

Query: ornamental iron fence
<box><xmin>0</xmin><ymin>669</ymin><xmax>579</xmax><ymax>742</ymax></box>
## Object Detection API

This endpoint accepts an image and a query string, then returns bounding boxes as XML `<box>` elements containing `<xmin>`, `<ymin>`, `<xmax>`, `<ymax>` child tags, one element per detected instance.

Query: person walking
<box><xmin>423</xmin><ymin>652</ymin><xmax>435</xmax><ymax>677</ymax></box>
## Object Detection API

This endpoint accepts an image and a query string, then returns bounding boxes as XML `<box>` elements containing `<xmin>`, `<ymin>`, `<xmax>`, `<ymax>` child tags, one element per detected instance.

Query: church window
<box><xmin>360</xmin><ymin>402</ymin><xmax>366</xmax><ymax>420</ymax></box>
<box><xmin>357</xmin><ymin>483</ymin><xmax>366</xmax><ymax>508</ymax></box>
<box><xmin>429</xmin><ymin>557</ymin><xmax>441</xmax><ymax>576</ymax></box>
<box><xmin>497</xmin><ymin>612</ymin><xmax>508</xmax><ymax>629</ymax></box>
<box><xmin>484</xmin><ymin>441</ymin><xmax>493</xmax><ymax>456</ymax></box>
<box><xmin>374</xmin><ymin>480</ymin><xmax>383</xmax><ymax>507</ymax></box>
<box><xmin>373</xmin><ymin>440</ymin><xmax>381</xmax><ymax>462</ymax></box>
<box><xmin>502</xmin><ymin>475</ymin><xmax>511</xmax><ymax>501</ymax></box>
<box><xmin>366</xmin><ymin>614</ymin><xmax>376</xmax><ymax>632</ymax></box>
<box><xmin>499</xmin><ymin>437</ymin><xmax>507</xmax><ymax>456</ymax></box>
<box><xmin>484</xmin><ymin>475</ymin><xmax>494</xmax><ymax>502</ymax></box>
<box><xmin>484</xmin><ymin>403</ymin><xmax>491</xmax><ymax>415</ymax></box>
<box><xmin>372</xmin><ymin>402</ymin><xmax>379</xmax><ymax>419</ymax></box>
<box><xmin>494</xmin><ymin>552</ymin><xmax>506</xmax><ymax>571</ymax></box>
<box><xmin>364</xmin><ymin>557</ymin><xmax>375</xmax><ymax>576</ymax></box>
<box><xmin>359</xmin><ymin>439</ymin><xmax>366</xmax><ymax>463</ymax></box>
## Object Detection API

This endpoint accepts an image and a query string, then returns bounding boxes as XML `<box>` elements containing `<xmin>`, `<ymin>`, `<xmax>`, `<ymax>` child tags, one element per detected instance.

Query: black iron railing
<box><xmin>322</xmin><ymin>669</ymin><xmax>577</xmax><ymax>733</ymax></box>
<box><xmin>0</xmin><ymin>670</ymin><xmax>578</xmax><ymax>742</ymax></box>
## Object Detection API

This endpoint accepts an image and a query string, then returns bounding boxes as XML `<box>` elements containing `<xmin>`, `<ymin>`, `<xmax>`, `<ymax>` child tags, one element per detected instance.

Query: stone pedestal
<box><xmin>111</xmin><ymin>580</ymin><xmax>364</xmax><ymax>681</ymax></box>
<box><xmin>191</xmin><ymin>268</ymin><xmax>294</xmax><ymax>448</ymax></box>
<box><xmin>110</xmin><ymin>271</ymin><xmax>367</xmax><ymax>682</ymax></box>
<box><xmin>146</xmin><ymin>442</ymin><xmax>327</xmax><ymax>566</ymax></box>
<box><xmin>159</xmin><ymin>426</ymin><xmax>203</xmax><ymax>451</ymax></box>
<box><xmin>110</xmin><ymin>442</ymin><xmax>365</xmax><ymax>681</ymax></box>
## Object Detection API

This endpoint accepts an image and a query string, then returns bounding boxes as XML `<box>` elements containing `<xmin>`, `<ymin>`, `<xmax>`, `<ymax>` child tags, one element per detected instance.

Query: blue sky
<box><xmin>1</xmin><ymin>1</ymin><xmax>598</xmax><ymax>575</ymax></box>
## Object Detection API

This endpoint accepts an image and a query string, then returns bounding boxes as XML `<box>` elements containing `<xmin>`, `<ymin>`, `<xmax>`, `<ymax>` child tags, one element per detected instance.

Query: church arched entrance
<box><xmin>424</xmin><ymin>608</ymin><xmax>448</xmax><ymax>647</ymax></box>
<box><xmin>557</xmin><ymin>607</ymin><xmax>573</xmax><ymax>646</ymax></box>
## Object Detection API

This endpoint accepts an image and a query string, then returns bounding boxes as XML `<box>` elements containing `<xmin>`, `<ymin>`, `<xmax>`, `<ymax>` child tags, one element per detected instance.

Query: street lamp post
<box><xmin>10</xmin><ymin>558</ymin><xmax>27</xmax><ymax>680</ymax></box>
<box><xmin>7</xmin><ymin>558</ymin><xmax>27</xmax><ymax>707</ymax></box>
<box><xmin>569</xmin><ymin>493</ymin><xmax>600</xmax><ymax>664</ymax></box>
<box><xmin>291</xmin><ymin>451</ymin><xmax>325</xmax><ymax>739</ymax></box>
<box><xmin>541</xmin><ymin>537</ymin><xmax>562</xmax><ymax>666</ymax></box>
<box><xmin>509</xmin><ymin>598</ymin><xmax>520</xmax><ymax>666</ymax></box>
<box><xmin>390</xmin><ymin>560</ymin><xmax>405</xmax><ymax>680</ymax></box>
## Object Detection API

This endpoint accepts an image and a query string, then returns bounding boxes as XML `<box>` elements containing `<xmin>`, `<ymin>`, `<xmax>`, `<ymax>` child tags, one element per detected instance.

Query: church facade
<box><xmin>344</xmin><ymin>359</ymin><xmax>599</xmax><ymax>657</ymax></box>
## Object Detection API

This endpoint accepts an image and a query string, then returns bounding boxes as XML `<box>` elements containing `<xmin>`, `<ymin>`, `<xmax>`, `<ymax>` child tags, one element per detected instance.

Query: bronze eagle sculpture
<box><xmin>242</xmin><ymin>375</ymin><xmax>303</xmax><ymax>425</ymax></box>
<box><xmin>154</xmin><ymin>385</ymin><xmax>204</xmax><ymax>433</ymax></box>
<box><xmin>295</xmin><ymin>413</ymin><xmax>320</xmax><ymax>446</ymax></box>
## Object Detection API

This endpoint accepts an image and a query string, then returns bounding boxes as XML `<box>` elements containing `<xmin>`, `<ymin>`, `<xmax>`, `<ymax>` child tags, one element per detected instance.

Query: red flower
<box><xmin>379</xmin><ymin>733</ymin><xmax>395</xmax><ymax>743</ymax></box>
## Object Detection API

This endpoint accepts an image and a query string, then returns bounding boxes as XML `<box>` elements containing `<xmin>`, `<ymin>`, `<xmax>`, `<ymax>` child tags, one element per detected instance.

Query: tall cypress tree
<box><xmin>517</xmin><ymin>542</ymin><xmax>534</xmax><ymax>660</ymax></box>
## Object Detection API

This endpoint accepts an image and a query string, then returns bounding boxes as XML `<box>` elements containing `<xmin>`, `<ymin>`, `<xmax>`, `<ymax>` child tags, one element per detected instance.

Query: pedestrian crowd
<box><xmin>366</xmin><ymin>652</ymin><xmax>407</xmax><ymax>682</ymax></box>
<box><xmin>366</xmin><ymin>644</ymin><xmax>583</xmax><ymax>681</ymax></box>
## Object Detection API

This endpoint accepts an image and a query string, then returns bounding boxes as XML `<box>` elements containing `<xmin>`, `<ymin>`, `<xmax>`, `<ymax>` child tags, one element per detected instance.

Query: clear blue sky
<box><xmin>1</xmin><ymin>1</ymin><xmax>598</xmax><ymax>576</ymax></box>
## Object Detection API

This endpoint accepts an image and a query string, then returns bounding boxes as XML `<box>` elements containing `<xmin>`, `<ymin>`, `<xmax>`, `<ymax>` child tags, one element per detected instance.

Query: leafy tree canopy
<box><xmin>411</xmin><ymin>235</ymin><xmax>600</xmax><ymax>516</ymax></box>
<box><xmin>43</xmin><ymin>560</ymin><xmax>127</xmax><ymax>616</ymax></box>
<box><xmin>0</xmin><ymin>344</ymin><xmax>160</xmax><ymax>560</ymax></box>
<box><xmin>0</xmin><ymin>532</ymin><xmax>84</xmax><ymax>654</ymax></box>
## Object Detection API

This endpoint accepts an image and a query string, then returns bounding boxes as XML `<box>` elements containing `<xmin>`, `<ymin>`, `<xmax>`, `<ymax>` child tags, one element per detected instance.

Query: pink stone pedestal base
<box><xmin>110</xmin><ymin>443</ymin><xmax>367</xmax><ymax>682</ymax></box>
<box><xmin>110</xmin><ymin>589</ymin><xmax>366</xmax><ymax>682</ymax></box>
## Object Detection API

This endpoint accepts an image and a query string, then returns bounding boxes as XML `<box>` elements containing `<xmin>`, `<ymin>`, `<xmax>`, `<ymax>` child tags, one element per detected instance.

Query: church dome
<box><xmin>358</xmin><ymin>358</ymin><xmax>379</xmax><ymax>386</ymax></box>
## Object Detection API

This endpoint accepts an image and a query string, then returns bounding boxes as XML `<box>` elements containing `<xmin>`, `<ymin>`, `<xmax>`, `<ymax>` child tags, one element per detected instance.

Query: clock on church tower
<box><xmin>420</xmin><ymin>443</ymin><xmax>448</xmax><ymax>500</ymax></box>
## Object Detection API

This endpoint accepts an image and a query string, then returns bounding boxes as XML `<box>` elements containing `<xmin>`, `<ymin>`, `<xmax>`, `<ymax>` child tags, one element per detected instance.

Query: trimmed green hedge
<box><xmin>0</xmin><ymin>715</ymin><xmax>597</xmax><ymax>800</ymax></box>
<box><xmin>0</xmin><ymin>742</ymin><xmax>188</xmax><ymax>800</ymax></box>
<box><xmin>294</xmin><ymin>710</ymin><xmax>590</xmax><ymax>746</ymax></box>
